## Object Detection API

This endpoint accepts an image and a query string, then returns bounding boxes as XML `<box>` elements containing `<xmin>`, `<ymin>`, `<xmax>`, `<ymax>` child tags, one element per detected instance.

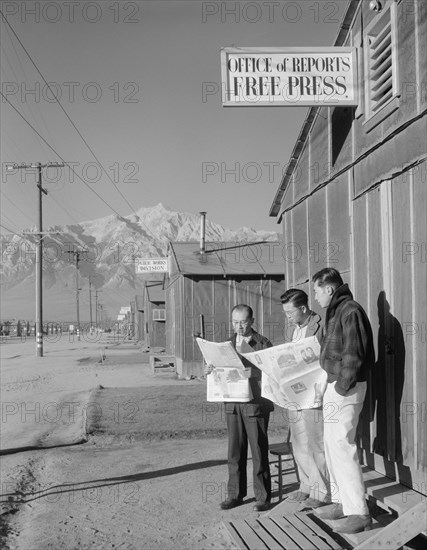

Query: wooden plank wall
<box><xmin>283</xmin><ymin>171</ymin><xmax>427</xmax><ymax>491</ymax></box>
<box><xmin>145</xmin><ymin>297</ymin><xmax>152</xmax><ymax>347</ymax></box>
<box><xmin>282</xmin><ymin>161</ymin><xmax>426</xmax><ymax>490</ymax></box>
<box><xmin>150</xmin><ymin>305</ymin><xmax>166</xmax><ymax>348</ymax></box>
<box><xmin>168</xmin><ymin>277</ymin><xmax>286</xmax><ymax>377</ymax></box>
<box><xmin>351</xmin><ymin>162</ymin><xmax>427</xmax><ymax>490</ymax></box>
<box><xmin>279</xmin><ymin>0</ymin><xmax>426</xmax><ymax>491</ymax></box>
<box><xmin>412</xmin><ymin>163</ymin><xmax>427</xmax><ymax>482</ymax></box>
<box><xmin>165</xmin><ymin>276</ymin><xmax>183</xmax><ymax>360</ymax></box>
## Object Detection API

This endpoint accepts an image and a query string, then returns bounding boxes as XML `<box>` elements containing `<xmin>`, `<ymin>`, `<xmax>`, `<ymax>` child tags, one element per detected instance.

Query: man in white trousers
<box><xmin>280</xmin><ymin>288</ymin><xmax>330</xmax><ymax>508</ymax></box>
<box><xmin>312</xmin><ymin>268</ymin><xmax>374</xmax><ymax>534</ymax></box>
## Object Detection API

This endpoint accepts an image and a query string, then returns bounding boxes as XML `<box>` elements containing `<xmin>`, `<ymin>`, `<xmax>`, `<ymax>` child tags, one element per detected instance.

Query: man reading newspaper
<box><xmin>204</xmin><ymin>304</ymin><xmax>273</xmax><ymax>512</ymax></box>
<box><xmin>279</xmin><ymin>289</ymin><xmax>330</xmax><ymax>509</ymax></box>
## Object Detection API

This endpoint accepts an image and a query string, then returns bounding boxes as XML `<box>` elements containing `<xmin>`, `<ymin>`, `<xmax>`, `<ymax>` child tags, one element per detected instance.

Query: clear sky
<box><xmin>1</xmin><ymin>0</ymin><xmax>347</xmax><ymax>234</ymax></box>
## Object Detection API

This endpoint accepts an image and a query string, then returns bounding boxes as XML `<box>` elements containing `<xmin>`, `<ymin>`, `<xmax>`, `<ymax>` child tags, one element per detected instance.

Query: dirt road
<box><xmin>1</xmin><ymin>338</ymin><xmax>290</xmax><ymax>549</ymax></box>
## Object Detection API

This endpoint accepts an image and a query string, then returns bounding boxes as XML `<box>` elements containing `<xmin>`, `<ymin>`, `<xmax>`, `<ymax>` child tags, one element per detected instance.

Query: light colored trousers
<box><xmin>323</xmin><ymin>381</ymin><xmax>369</xmax><ymax>516</ymax></box>
<box><xmin>289</xmin><ymin>408</ymin><xmax>330</xmax><ymax>501</ymax></box>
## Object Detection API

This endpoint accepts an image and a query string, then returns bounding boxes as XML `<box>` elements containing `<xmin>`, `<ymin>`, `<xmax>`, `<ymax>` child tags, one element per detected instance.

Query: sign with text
<box><xmin>221</xmin><ymin>47</ymin><xmax>358</xmax><ymax>107</ymax></box>
<box><xmin>135</xmin><ymin>258</ymin><xmax>168</xmax><ymax>273</ymax></box>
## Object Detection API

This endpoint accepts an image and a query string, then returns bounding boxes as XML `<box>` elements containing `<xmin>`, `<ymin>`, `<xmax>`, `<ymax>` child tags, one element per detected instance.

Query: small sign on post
<box><xmin>221</xmin><ymin>47</ymin><xmax>358</xmax><ymax>107</ymax></box>
<box><xmin>135</xmin><ymin>258</ymin><xmax>168</xmax><ymax>274</ymax></box>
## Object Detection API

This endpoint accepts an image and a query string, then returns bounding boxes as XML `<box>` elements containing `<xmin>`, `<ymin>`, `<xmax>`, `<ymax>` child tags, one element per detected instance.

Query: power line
<box><xmin>0</xmin><ymin>213</ymin><xmax>23</xmax><ymax>234</ymax></box>
<box><xmin>2</xmin><ymin>91</ymin><xmax>164</xmax><ymax>248</ymax></box>
<box><xmin>2</xmin><ymin>13</ymin><xmax>138</xmax><ymax>213</ymax></box>
<box><xmin>1</xmin><ymin>92</ymin><xmax>123</xmax><ymax>217</ymax></box>
<box><xmin>0</xmin><ymin>30</ymin><xmax>56</xmax><ymax>154</ymax></box>
<box><xmin>0</xmin><ymin>10</ymin><xmax>161</xmax><ymax>245</ymax></box>
<box><xmin>0</xmin><ymin>222</ymin><xmax>19</xmax><ymax>234</ymax></box>
<box><xmin>1</xmin><ymin>191</ymin><xmax>37</xmax><ymax>225</ymax></box>
<box><xmin>46</xmin><ymin>193</ymin><xmax>82</xmax><ymax>226</ymax></box>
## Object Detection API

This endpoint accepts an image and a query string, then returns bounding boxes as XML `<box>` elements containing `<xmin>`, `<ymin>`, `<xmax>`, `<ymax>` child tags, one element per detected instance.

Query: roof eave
<box><xmin>268</xmin><ymin>0</ymin><xmax>361</xmax><ymax>220</ymax></box>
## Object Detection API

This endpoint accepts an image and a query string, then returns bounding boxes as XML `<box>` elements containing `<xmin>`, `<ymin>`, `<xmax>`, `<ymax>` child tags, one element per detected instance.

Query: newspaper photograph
<box><xmin>206</xmin><ymin>368</ymin><xmax>253</xmax><ymax>402</ymax></box>
<box><xmin>196</xmin><ymin>338</ymin><xmax>252</xmax><ymax>402</ymax></box>
<box><xmin>241</xmin><ymin>336</ymin><xmax>326</xmax><ymax>409</ymax></box>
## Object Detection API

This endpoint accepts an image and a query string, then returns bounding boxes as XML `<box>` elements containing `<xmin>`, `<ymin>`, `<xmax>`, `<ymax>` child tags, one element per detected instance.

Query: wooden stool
<box><xmin>269</xmin><ymin>441</ymin><xmax>299</xmax><ymax>501</ymax></box>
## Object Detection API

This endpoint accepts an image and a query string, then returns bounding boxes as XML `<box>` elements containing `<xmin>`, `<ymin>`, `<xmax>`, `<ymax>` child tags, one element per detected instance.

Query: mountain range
<box><xmin>1</xmin><ymin>203</ymin><xmax>279</xmax><ymax>323</ymax></box>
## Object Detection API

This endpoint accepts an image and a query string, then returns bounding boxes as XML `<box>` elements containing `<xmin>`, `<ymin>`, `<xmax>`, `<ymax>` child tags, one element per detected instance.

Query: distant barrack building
<box><xmin>135</xmin><ymin>281</ymin><xmax>166</xmax><ymax>349</ymax></box>
<box><xmin>165</xmin><ymin>241</ymin><xmax>286</xmax><ymax>378</ymax></box>
<box><xmin>268</xmin><ymin>0</ymin><xmax>426</xmax><ymax>501</ymax></box>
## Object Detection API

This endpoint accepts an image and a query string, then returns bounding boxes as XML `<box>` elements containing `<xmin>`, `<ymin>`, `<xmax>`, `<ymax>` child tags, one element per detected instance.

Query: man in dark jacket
<box><xmin>207</xmin><ymin>304</ymin><xmax>273</xmax><ymax>512</ymax></box>
<box><xmin>312</xmin><ymin>268</ymin><xmax>374</xmax><ymax>534</ymax></box>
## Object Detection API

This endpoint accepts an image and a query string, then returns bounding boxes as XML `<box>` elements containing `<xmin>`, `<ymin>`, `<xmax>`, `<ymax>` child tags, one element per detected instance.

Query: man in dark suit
<box><xmin>207</xmin><ymin>304</ymin><xmax>273</xmax><ymax>512</ymax></box>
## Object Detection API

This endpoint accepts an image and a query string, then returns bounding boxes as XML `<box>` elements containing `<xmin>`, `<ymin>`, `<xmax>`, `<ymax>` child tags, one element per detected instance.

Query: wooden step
<box><xmin>223</xmin><ymin>511</ymin><xmax>348</xmax><ymax>550</ymax></box>
<box><xmin>223</xmin><ymin>501</ymin><xmax>426</xmax><ymax>550</ymax></box>
<box><xmin>149</xmin><ymin>354</ymin><xmax>176</xmax><ymax>373</ymax></box>
<box><xmin>222</xmin><ymin>466</ymin><xmax>426</xmax><ymax>550</ymax></box>
<box><xmin>362</xmin><ymin>467</ymin><xmax>426</xmax><ymax>517</ymax></box>
<box><xmin>353</xmin><ymin>501</ymin><xmax>426</xmax><ymax>550</ymax></box>
<box><xmin>307</xmin><ymin>508</ymin><xmax>383</xmax><ymax>549</ymax></box>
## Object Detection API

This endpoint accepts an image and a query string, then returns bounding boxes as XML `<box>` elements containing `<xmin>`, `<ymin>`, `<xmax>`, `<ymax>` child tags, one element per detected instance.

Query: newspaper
<box><xmin>196</xmin><ymin>338</ymin><xmax>253</xmax><ymax>402</ymax></box>
<box><xmin>205</xmin><ymin>368</ymin><xmax>253</xmax><ymax>402</ymax></box>
<box><xmin>196</xmin><ymin>338</ymin><xmax>245</xmax><ymax>369</ymax></box>
<box><xmin>241</xmin><ymin>336</ymin><xmax>326</xmax><ymax>409</ymax></box>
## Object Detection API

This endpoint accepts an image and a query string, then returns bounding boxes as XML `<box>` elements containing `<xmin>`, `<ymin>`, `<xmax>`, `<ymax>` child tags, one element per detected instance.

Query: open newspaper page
<box><xmin>196</xmin><ymin>338</ymin><xmax>245</xmax><ymax>369</ymax></box>
<box><xmin>196</xmin><ymin>338</ymin><xmax>252</xmax><ymax>402</ymax></box>
<box><xmin>241</xmin><ymin>336</ymin><xmax>325</xmax><ymax>409</ymax></box>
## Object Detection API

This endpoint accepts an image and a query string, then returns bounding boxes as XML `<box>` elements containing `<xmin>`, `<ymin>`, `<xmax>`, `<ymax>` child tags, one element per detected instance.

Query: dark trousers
<box><xmin>226</xmin><ymin>403</ymin><xmax>271</xmax><ymax>503</ymax></box>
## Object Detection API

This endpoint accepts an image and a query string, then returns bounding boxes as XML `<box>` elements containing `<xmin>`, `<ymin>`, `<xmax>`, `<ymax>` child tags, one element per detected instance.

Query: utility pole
<box><xmin>95</xmin><ymin>290</ymin><xmax>102</xmax><ymax>328</ymax></box>
<box><xmin>6</xmin><ymin>162</ymin><xmax>64</xmax><ymax>357</ymax></box>
<box><xmin>98</xmin><ymin>303</ymin><xmax>103</xmax><ymax>328</ymax></box>
<box><xmin>88</xmin><ymin>276</ymin><xmax>93</xmax><ymax>329</ymax></box>
<box><xmin>65</xmin><ymin>249</ymin><xmax>83</xmax><ymax>341</ymax></box>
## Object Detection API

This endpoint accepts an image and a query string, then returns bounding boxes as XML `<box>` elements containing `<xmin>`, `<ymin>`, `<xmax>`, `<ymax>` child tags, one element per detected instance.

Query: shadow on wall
<box><xmin>362</xmin><ymin>290</ymin><xmax>411</xmax><ymax>486</ymax></box>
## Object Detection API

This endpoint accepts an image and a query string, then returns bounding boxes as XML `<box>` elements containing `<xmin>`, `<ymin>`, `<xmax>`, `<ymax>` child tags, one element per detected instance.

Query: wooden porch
<box><xmin>223</xmin><ymin>467</ymin><xmax>426</xmax><ymax>550</ymax></box>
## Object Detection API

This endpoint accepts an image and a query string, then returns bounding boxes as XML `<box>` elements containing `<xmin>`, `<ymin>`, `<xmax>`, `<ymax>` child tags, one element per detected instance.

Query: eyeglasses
<box><xmin>232</xmin><ymin>320</ymin><xmax>251</xmax><ymax>326</ymax></box>
<box><xmin>282</xmin><ymin>307</ymin><xmax>301</xmax><ymax>318</ymax></box>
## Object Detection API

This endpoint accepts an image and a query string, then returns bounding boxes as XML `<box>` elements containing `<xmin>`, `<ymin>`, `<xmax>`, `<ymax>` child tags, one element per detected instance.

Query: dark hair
<box><xmin>280</xmin><ymin>289</ymin><xmax>308</xmax><ymax>307</ymax></box>
<box><xmin>231</xmin><ymin>304</ymin><xmax>253</xmax><ymax>319</ymax></box>
<box><xmin>312</xmin><ymin>268</ymin><xmax>344</xmax><ymax>288</ymax></box>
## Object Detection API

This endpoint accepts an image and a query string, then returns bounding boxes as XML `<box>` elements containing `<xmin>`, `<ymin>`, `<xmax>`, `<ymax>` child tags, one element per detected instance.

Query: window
<box><xmin>363</xmin><ymin>2</ymin><xmax>399</xmax><ymax>124</ymax></box>
<box><xmin>153</xmin><ymin>309</ymin><xmax>166</xmax><ymax>321</ymax></box>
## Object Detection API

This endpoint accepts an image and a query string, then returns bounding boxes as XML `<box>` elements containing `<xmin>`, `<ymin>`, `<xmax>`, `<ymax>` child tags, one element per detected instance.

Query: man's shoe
<box><xmin>301</xmin><ymin>497</ymin><xmax>330</xmax><ymax>509</ymax></box>
<box><xmin>315</xmin><ymin>503</ymin><xmax>344</xmax><ymax>520</ymax></box>
<box><xmin>220</xmin><ymin>498</ymin><xmax>243</xmax><ymax>510</ymax></box>
<box><xmin>285</xmin><ymin>490</ymin><xmax>310</xmax><ymax>502</ymax></box>
<box><xmin>253</xmin><ymin>501</ymin><xmax>271</xmax><ymax>512</ymax></box>
<box><xmin>332</xmin><ymin>514</ymin><xmax>372</xmax><ymax>534</ymax></box>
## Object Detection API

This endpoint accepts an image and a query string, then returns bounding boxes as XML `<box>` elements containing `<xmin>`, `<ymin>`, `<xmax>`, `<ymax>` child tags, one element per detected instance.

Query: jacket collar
<box><xmin>230</xmin><ymin>330</ymin><xmax>260</xmax><ymax>348</ymax></box>
<box><xmin>326</xmin><ymin>283</ymin><xmax>353</xmax><ymax>322</ymax></box>
<box><xmin>306</xmin><ymin>312</ymin><xmax>322</xmax><ymax>336</ymax></box>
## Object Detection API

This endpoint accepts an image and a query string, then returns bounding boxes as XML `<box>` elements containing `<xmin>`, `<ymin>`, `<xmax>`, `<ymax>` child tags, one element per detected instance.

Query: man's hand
<box><xmin>313</xmin><ymin>382</ymin><xmax>323</xmax><ymax>407</ymax></box>
<box><xmin>313</xmin><ymin>371</ymin><xmax>328</xmax><ymax>406</ymax></box>
<box><xmin>204</xmin><ymin>363</ymin><xmax>215</xmax><ymax>375</ymax></box>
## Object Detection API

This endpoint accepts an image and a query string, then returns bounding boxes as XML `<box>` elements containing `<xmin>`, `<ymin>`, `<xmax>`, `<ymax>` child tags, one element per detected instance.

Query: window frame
<box><xmin>362</xmin><ymin>0</ymin><xmax>400</xmax><ymax>131</ymax></box>
<box><xmin>153</xmin><ymin>309</ymin><xmax>166</xmax><ymax>321</ymax></box>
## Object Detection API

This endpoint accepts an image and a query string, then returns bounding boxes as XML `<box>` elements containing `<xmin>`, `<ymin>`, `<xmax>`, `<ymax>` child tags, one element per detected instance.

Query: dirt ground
<box><xmin>0</xmin><ymin>337</ymin><xmax>291</xmax><ymax>550</ymax></box>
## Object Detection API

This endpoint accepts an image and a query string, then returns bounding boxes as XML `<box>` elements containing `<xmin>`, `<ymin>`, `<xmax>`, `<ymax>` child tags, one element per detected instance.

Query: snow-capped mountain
<box><xmin>0</xmin><ymin>204</ymin><xmax>279</xmax><ymax>322</ymax></box>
